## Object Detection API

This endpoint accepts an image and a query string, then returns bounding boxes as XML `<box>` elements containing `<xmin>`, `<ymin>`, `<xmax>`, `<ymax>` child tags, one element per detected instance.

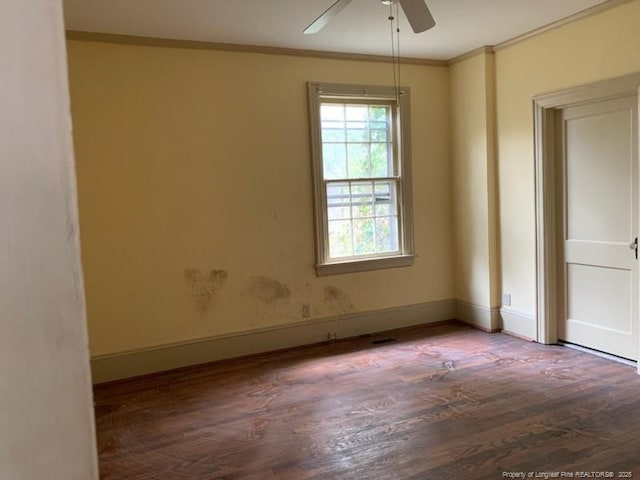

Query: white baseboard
<box><xmin>500</xmin><ymin>307</ymin><xmax>536</xmax><ymax>341</ymax></box>
<box><xmin>455</xmin><ymin>300</ymin><xmax>501</xmax><ymax>331</ymax></box>
<box><xmin>91</xmin><ymin>299</ymin><xmax>456</xmax><ymax>384</ymax></box>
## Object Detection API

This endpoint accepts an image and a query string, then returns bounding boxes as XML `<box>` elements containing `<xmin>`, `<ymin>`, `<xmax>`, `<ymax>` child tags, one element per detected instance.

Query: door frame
<box><xmin>533</xmin><ymin>72</ymin><xmax>640</xmax><ymax>372</ymax></box>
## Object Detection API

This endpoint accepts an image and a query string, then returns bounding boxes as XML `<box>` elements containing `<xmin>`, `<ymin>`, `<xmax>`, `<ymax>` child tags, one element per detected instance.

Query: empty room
<box><xmin>3</xmin><ymin>0</ymin><xmax>640</xmax><ymax>479</ymax></box>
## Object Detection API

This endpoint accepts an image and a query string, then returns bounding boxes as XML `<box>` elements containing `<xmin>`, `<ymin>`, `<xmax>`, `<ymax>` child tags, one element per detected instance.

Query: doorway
<box><xmin>533</xmin><ymin>73</ymin><xmax>640</xmax><ymax>370</ymax></box>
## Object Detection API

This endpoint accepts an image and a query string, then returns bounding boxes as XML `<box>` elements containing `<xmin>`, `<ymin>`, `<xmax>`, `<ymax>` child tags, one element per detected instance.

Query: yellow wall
<box><xmin>495</xmin><ymin>0</ymin><xmax>640</xmax><ymax>335</ymax></box>
<box><xmin>70</xmin><ymin>0</ymin><xmax>640</xmax><ymax>356</ymax></box>
<box><xmin>67</xmin><ymin>40</ymin><xmax>454</xmax><ymax>356</ymax></box>
<box><xmin>450</xmin><ymin>52</ymin><xmax>499</xmax><ymax>309</ymax></box>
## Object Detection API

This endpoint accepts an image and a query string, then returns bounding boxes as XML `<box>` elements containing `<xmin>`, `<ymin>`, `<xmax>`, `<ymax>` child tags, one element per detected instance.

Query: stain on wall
<box><xmin>246</xmin><ymin>276</ymin><xmax>291</xmax><ymax>303</ymax></box>
<box><xmin>183</xmin><ymin>268</ymin><xmax>228</xmax><ymax>315</ymax></box>
<box><xmin>324</xmin><ymin>285</ymin><xmax>354</xmax><ymax>315</ymax></box>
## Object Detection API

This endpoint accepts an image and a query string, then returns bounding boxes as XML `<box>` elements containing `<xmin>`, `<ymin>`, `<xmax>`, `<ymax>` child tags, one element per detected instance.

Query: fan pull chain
<box><xmin>396</xmin><ymin>2</ymin><xmax>401</xmax><ymax>107</ymax></box>
<box><xmin>388</xmin><ymin>3</ymin><xmax>401</xmax><ymax>106</ymax></box>
<box><xmin>389</xmin><ymin>2</ymin><xmax>403</xmax><ymax>166</ymax></box>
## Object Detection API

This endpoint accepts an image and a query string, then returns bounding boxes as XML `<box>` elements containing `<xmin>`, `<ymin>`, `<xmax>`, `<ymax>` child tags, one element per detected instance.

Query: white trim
<box><xmin>533</xmin><ymin>97</ymin><xmax>560</xmax><ymax>345</ymax></box>
<box><xmin>494</xmin><ymin>0</ymin><xmax>633</xmax><ymax>52</ymax></box>
<box><xmin>559</xmin><ymin>341</ymin><xmax>638</xmax><ymax>368</ymax></box>
<box><xmin>455</xmin><ymin>300</ymin><xmax>501</xmax><ymax>331</ymax></box>
<box><xmin>66</xmin><ymin>30</ymin><xmax>448</xmax><ymax>66</ymax></box>
<box><xmin>91</xmin><ymin>299</ymin><xmax>456</xmax><ymax>383</ymax></box>
<box><xmin>500</xmin><ymin>308</ymin><xmax>536</xmax><ymax>341</ymax></box>
<box><xmin>447</xmin><ymin>45</ymin><xmax>495</xmax><ymax>66</ymax></box>
<box><xmin>316</xmin><ymin>254</ymin><xmax>414</xmax><ymax>276</ymax></box>
<box><xmin>533</xmin><ymin>73</ymin><xmax>640</xmax><ymax>109</ymax></box>
<box><xmin>533</xmin><ymin>73</ymin><xmax>640</xmax><ymax>374</ymax></box>
<box><xmin>307</xmin><ymin>82</ymin><xmax>415</xmax><ymax>276</ymax></box>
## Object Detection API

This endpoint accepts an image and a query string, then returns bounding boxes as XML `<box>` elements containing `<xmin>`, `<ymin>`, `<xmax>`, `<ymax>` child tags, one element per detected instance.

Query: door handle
<box><xmin>630</xmin><ymin>237</ymin><xmax>638</xmax><ymax>259</ymax></box>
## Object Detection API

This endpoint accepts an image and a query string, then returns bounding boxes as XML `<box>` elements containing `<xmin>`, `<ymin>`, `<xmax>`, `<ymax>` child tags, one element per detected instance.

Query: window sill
<box><xmin>316</xmin><ymin>254</ymin><xmax>415</xmax><ymax>276</ymax></box>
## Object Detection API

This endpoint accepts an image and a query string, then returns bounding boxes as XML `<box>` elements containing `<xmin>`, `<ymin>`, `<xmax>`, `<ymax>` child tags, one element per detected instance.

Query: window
<box><xmin>308</xmin><ymin>82</ymin><xmax>415</xmax><ymax>276</ymax></box>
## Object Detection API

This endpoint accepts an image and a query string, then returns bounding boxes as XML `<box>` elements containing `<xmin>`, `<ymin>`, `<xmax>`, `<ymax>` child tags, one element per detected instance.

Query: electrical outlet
<box><xmin>302</xmin><ymin>304</ymin><xmax>311</xmax><ymax>318</ymax></box>
<box><xmin>327</xmin><ymin>332</ymin><xmax>337</xmax><ymax>340</ymax></box>
<box><xmin>501</xmin><ymin>293</ymin><xmax>511</xmax><ymax>307</ymax></box>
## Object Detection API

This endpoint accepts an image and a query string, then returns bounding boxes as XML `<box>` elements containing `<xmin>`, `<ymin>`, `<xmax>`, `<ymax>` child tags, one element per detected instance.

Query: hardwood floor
<box><xmin>94</xmin><ymin>322</ymin><xmax>640</xmax><ymax>479</ymax></box>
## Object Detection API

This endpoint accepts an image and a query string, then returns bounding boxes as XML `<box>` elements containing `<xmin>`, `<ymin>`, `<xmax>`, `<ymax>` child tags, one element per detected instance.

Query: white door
<box><xmin>559</xmin><ymin>95</ymin><xmax>639</xmax><ymax>360</ymax></box>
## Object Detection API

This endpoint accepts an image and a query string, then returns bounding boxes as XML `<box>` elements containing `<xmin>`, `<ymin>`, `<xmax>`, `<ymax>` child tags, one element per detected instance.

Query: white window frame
<box><xmin>307</xmin><ymin>82</ymin><xmax>415</xmax><ymax>276</ymax></box>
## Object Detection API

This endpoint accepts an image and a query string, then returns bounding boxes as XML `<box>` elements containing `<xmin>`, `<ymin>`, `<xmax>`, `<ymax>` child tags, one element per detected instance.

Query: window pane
<box><xmin>370</xmin><ymin>128</ymin><xmax>387</xmax><ymax>142</ymax></box>
<box><xmin>350</xmin><ymin>183</ymin><xmax>374</xmax><ymax>218</ymax></box>
<box><xmin>322</xmin><ymin>121</ymin><xmax>345</xmax><ymax>142</ymax></box>
<box><xmin>352</xmin><ymin>203</ymin><xmax>373</xmax><ymax>219</ymax></box>
<box><xmin>328</xmin><ymin>206</ymin><xmax>351</xmax><ymax>220</ymax></box>
<box><xmin>374</xmin><ymin>181</ymin><xmax>397</xmax><ymax>216</ymax></box>
<box><xmin>369</xmin><ymin>106</ymin><xmax>387</xmax><ymax>121</ymax></box>
<box><xmin>323</xmin><ymin>144</ymin><xmax>346</xmax><ymax>179</ymax></box>
<box><xmin>327</xmin><ymin>183</ymin><xmax>351</xmax><ymax>220</ymax></box>
<box><xmin>347</xmin><ymin>144</ymin><xmax>370</xmax><ymax>178</ymax></box>
<box><xmin>353</xmin><ymin>218</ymin><xmax>376</xmax><ymax>255</ymax></box>
<box><xmin>346</xmin><ymin>124</ymin><xmax>368</xmax><ymax>142</ymax></box>
<box><xmin>321</xmin><ymin>104</ymin><xmax>344</xmax><ymax>121</ymax></box>
<box><xmin>346</xmin><ymin>105</ymin><xmax>368</xmax><ymax>121</ymax></box>
<box><xmin>370</xmin><ymin>120</ymin><xmax>388</xmax><ymax>142</ymax></box>
<box><xmin>370</xmin><ymin>120</ymin><xmax>388</xmax><ymax>130</ymax></box>
<box><xmin>375</xmin><ymin>216</ymin><xmax>399</xmax><ymax>252</ymax></box>
<box><xmin>328</xmin><ymin>220</ymin><xmax>353</xmax><ymax>258</ymax></box>
<box><xmin>371</xmin><ymin>143</ymin><xmax>391</xmax><ymax>177</ymax></box>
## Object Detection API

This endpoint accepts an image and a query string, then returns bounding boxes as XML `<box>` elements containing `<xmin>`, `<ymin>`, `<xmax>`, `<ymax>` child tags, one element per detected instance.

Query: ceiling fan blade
<box><xmin>304</xmin><ymin>0</ymin><xmax>353</xmax><ymax>34</ymax></box>
<box><xmin>398</xmin><ymin>0</ymin><xmax>436</xmax><ymax>33</ymax></box>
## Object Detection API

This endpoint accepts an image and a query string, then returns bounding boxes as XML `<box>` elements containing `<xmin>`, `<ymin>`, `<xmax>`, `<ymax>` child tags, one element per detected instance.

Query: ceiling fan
<box><xmin>304</xmin><ymin>0</ymin><xmax>436</xmax><ymax>35</ymax></box>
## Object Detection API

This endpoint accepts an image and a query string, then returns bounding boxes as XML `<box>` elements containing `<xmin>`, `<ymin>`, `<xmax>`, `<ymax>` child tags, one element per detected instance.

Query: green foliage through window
<box><xmin>320</xmin><ymin>101</ymin><xmax>400</xmax><ymax>259</ymax></box>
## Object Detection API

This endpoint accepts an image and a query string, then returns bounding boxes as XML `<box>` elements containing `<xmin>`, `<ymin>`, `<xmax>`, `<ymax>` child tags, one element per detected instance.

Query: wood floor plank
<box><xmin>94</xmin><ymin>322</ymin><xmax>640</xmax><ymax>479</ymax></box>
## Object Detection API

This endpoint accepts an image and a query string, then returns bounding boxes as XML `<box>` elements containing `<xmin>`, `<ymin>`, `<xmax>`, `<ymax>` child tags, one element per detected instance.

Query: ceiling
<box><xmin>63</xmin><ymin>0</ymin><xmax>610</xmax><ymax>61</ymax></box>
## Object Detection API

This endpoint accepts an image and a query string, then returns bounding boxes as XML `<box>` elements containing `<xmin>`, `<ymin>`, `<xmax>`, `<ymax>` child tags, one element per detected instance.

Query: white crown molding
<box><xmin>65</xmin><ymin>30</ymin><xmax>447</xmax><ymax>67</ymax></box>
<box><xmin>447</xmin><ymin>46</ymin><xmax>495</xmax><ymax>66</ymax></box>
<box><xmin>494</xmin><ymin>0</ymin><xmax>634</xmax><ymax>52</ymax></box>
